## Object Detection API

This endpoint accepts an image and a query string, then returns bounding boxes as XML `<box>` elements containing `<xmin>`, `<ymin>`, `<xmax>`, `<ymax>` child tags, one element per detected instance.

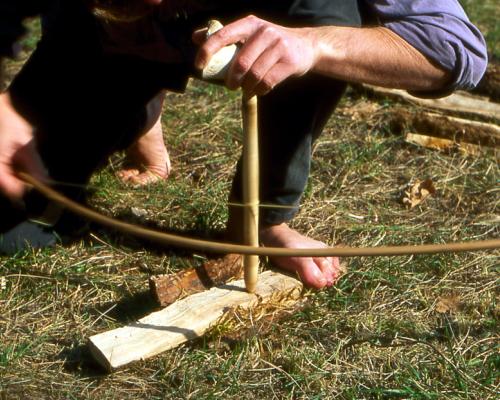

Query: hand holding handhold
<box><xmin>201</xmin><ymin>20</ymin><xmax>238</xmax><ymax>81</ymax></box>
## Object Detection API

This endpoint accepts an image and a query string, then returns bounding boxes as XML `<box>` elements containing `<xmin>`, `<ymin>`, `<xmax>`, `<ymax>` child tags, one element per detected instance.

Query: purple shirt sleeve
<box><xmin>366</xmin><ymin>0</ymin><xmax>488</xmax><ymax>94</ymax></box>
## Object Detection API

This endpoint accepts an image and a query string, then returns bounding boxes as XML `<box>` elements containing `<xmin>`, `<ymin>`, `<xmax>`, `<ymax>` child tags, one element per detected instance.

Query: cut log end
<box><xmin>88</xmin><ymin>338</ymin><xmax>113</xmax><ymax>372</ymax></box>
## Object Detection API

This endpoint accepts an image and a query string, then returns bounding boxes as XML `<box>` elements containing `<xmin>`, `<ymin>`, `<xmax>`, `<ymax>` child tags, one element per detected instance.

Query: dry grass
<box><xmin>1</xmin><ymin>10</ymin><xmax>499</xmax><ymax>400</ymax></box>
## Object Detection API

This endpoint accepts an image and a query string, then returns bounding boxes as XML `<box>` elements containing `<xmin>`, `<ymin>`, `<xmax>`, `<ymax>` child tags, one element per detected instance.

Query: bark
<box><xmin>149</xmin><ymin>254</ymin><xmax>243</xmax><ymax>307</ymax></box>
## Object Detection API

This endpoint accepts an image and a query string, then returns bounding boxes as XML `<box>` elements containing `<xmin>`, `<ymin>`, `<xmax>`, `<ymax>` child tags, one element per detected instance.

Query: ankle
<box><xmin>259</xmin><ymin>223</ymin><xmax>290</xmax><ymax>245</ymax></box>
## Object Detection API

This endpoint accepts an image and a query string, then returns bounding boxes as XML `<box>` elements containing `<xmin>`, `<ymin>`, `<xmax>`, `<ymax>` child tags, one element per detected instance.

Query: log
<box><xmin>149</xmin><ymin>254</ymin><xmax>243</xmax><ymax>307</ymax></box>
<box><xmin>390</xmin><ymin>109</ymin><xmax>500</xmax><ymax>147</ymax></box>
<box><xmin>362</xmin><ymin>85</ymin><xmax>500</xmax><ymax>120</ymax></box>
<box><xmin>88</xmin><ymin>270</ymin><xmax>302</xmax><ymax>371</ymax></box>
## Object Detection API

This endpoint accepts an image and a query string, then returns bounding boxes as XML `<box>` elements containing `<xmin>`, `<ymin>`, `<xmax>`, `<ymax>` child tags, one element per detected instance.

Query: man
<box><xmin>0</xmin><ymin>1</ymin><xmax>487</xmax><ymax>288</ymax></box>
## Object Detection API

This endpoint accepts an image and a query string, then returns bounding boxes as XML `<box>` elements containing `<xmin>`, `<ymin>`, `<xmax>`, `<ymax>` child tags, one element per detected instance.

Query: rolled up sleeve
<box><xmin>368</xmin><ymin>0</ymin><xmax>488</xmax><ymax>93</ymax></box>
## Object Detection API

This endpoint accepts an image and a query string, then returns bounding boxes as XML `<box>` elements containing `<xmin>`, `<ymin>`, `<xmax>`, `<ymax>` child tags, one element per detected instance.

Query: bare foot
<box><xmin>260</xmin><ymin>223</ymin><xmax>341</xmax><ymax>289</ymax></box>
<box><xmin>116</xmin><ymin>116</ymin><xmax>171</xmax><ymax>186</ymax></box>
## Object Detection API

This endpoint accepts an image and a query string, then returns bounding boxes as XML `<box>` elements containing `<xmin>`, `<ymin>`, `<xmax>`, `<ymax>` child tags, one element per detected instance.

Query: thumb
<box><xmin>13</xmin><ymin>139</ymin><xmax>49</xmax><ymax>184</ymax></box>
<box><xmin>0</xmin><ymin>160</ymin><xmax>25</xmax><ymax>200</ymax></box>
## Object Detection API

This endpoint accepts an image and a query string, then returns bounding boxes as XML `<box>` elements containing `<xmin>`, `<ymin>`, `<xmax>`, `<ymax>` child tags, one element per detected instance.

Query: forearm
<box><xmin>310</xmin><ymin>26</ymin><xmax>451</xmax><ymax>91</ymax></box>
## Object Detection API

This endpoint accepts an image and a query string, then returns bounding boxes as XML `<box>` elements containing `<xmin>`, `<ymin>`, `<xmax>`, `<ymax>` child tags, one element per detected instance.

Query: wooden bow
<box><xmin>19</xmin><ymin>172</ymin><xmax>500</xmax><ymax>257</ymax></box>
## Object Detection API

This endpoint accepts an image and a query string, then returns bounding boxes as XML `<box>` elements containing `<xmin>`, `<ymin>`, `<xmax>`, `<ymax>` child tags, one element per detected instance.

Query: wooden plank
<box><xmin>149</xmin><ymin>254</ymin><xmax>243</xmax><ymax>307</ymax></box>
<box><xmin>362</xmin><ymin>85</ymin><xmax>500</xmax><ymax>120</ymax></box>
<box><xmin>88</xmin><ymin>270</ymin><xmax>302</xmax><ymax>371</ymax></box>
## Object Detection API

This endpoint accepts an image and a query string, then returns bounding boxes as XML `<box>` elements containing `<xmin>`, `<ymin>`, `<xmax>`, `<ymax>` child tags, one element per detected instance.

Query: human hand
<box><xmin>194</xmin><ymin>15</ymin><xmax>317</xmax><ymax>97</ymax></box>
<box><xmin>0</xmin><ymin>93</ymin><xmax>48</xmax><ymax>200</ymax></box>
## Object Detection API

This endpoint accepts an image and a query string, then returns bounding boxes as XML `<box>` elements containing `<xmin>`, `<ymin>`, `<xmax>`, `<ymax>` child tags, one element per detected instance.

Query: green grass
<box><xmin>1</xmin><ymin>5</ymin><xmax>499</xmax><ymax>400</ymax></box>
<box><xmin>461</xmin><ymin>0</ymin><xmax>500</xmax><ymax>59</ymax></box>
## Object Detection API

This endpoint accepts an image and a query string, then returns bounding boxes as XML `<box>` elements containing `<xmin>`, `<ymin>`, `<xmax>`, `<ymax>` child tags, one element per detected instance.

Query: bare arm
<box><xmin>195</xmin><ymin>16</ymin><xmax>450</xmax><ymax>97</ymax></box>
<box><xmin>311</xmin><ymin>25</ymin><xmax>450</xmax><ymax>91</ymax></box>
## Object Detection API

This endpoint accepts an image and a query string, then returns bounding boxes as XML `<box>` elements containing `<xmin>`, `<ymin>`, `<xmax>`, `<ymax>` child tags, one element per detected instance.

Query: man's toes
<box><xmin>117</xmin><ymin>166</ymin><xmax>168</xmax><ymax>187</ymax></box>
<box><xmin>313</xmin><ymin>256</ymin><xmax>340</xmax><ymax>286</ymax></box>
<box><xmin>116</xmin><ymin>169</ymin><xmax>140</xmax><ymax>182</ymax></box>
<box><xmin>129</xmin><ymin>171</ymin><xmax>163</xmax><ymax>186</ymax></box>
<box><xmin>297</xmin><ymin>258</ymin><xmax>328</xmax><ymax>289</ymax></box>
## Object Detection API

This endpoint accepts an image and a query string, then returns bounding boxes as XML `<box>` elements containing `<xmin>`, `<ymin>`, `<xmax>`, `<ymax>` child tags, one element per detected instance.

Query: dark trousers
<box><xmin>1</xmin><ymin>0</ymin><xmax>360</xmax><ymax>234</ymax></box>
<box><xmin>230</xmin><ymin>75</ymin><xmax>347</xmax><ymax>226</ymax></box>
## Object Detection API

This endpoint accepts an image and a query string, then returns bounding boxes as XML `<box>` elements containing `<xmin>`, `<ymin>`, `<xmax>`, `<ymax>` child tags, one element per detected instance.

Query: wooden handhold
<box><xmin>201</xmin><ymin>20</ymin><xmax>238</xmax><ymax>81</ymax></box>
<box><xmin>88</xmin><ymin>270</ymin><xmax>303</xmax><ymax>371</ymax></box>
<box><xmin>149</xmin><ymin>254</ymin><xmax>243</xmax><ymax>307</ymax></box>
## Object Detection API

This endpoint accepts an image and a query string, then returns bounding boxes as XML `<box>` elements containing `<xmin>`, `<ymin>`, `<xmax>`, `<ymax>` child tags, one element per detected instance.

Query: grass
<box><xmin>1</xmin><ymin>6</ymin><xmax>499</xmax><ymax>400</ymax></box>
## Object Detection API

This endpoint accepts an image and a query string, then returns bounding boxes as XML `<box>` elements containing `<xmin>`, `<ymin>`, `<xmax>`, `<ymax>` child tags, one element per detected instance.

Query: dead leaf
<box><xmin>401</xmin><ymin>179</ymin><xmax>436</xmax><ymax>208</ymax></box>
<box><xmin>435</xmin><ymin>294</ymin><xmax>461</xmax><ymax>314</ymax></box>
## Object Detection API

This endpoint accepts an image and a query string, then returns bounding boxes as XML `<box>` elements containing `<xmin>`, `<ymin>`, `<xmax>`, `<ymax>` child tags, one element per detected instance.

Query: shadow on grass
<box><xmin>58</xmin><ymin>343</ymin><xmax>108</xmax><ymax>376</ymax></box>
<box><xmin>88</xmin><ymin>208</ymin><xmax>228</xmax><ymax>259</ymax></box>
<box><xmin>97</xmin><ymin>290</ymin><xmax>160</xmax><ymax>323</ymax></box>
<box><xmin>57</xmin><ymin>290</ymin><xmax>165</xmax><ymax>376</ymax></box>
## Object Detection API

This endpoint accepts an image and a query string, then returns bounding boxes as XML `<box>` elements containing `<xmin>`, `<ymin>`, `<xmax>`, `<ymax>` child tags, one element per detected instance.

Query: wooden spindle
<box><xmin>241</xmin><ymin>94</ymin><xmax>259</xmax><ymax>293</ymax></box>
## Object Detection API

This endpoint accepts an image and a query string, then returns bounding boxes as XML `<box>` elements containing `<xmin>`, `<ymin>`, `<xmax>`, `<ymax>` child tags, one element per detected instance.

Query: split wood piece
<box><xmin>391</xmin><ymin>110</ymin><xmax>500</xmax><ymax>148</ymax></box>
<box><xmin>88</xmin><ymin>270</ymin><xmax>302</xmax><ymax>371</ymax></box>
<box><xmin>362</xmin><ymin>84</ymin><xmax>500</xmax><ymax>120</ymax></box>
<box><xmin>242</xmin><ymin>95</ymin><xmax>259</xmax><ymax>293</ymax></box>
<box><xmin>405</xmin><ymin>133</ymin><xmax>499</xmax><ymax>157</ymax></box>
<box><xmin>149</xmin><ymin>254</ymin><xmax>243</xmax><ymax>307</ymax></box>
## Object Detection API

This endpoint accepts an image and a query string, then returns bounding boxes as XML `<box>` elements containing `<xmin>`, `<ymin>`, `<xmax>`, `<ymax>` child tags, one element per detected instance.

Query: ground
<box><xmin>1</xmin><ymin>2</ymin><xmax>499</xmax><ymax>399</ymax></box>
